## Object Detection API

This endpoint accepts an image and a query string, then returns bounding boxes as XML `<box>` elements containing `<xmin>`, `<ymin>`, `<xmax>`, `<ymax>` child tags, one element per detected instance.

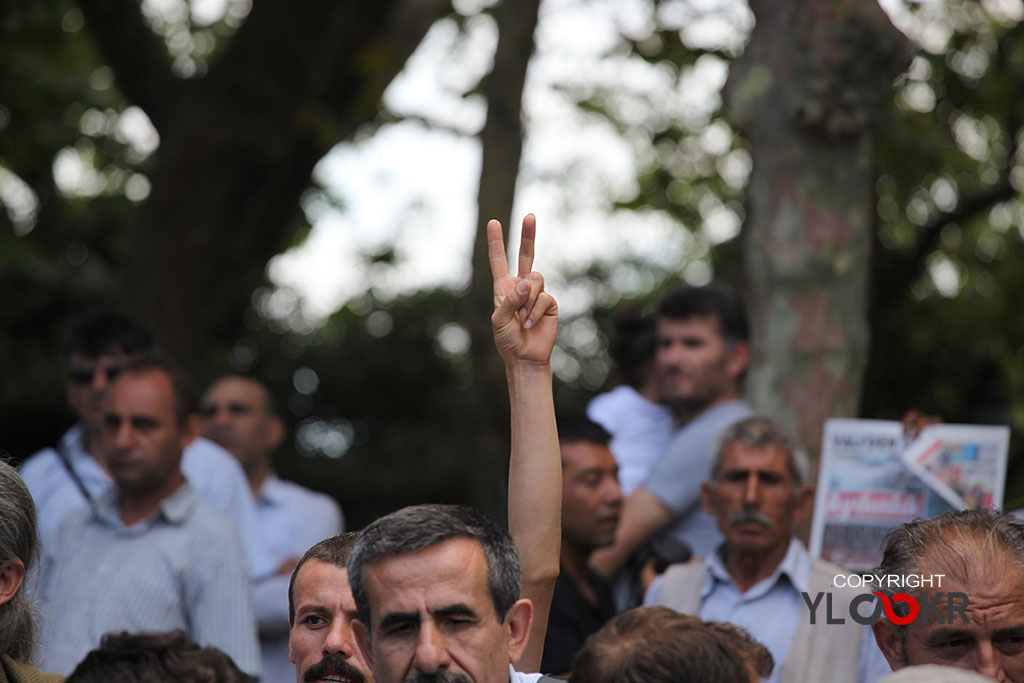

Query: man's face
<box><xmin>654</xmin><ymin>315</ymin><xmax>746</xmax><ymax>413</ymax></box>
<box><xmin>354</xmin><ymin>537</ymin><xmax>531</xmax><ymax>683</ymax></box>
<box><xmin>560</xmin><ymin>441</ymin><xmax>622</xmax><ymax>552</ymax></box>
<box><xmin>199</xmin><ymin>377</ymin><xmax>280</xmax><ymax>472</ymax></box>
<box><xmin>289</xmin><ymin>559</ymin><xmax>371</xmax><ymax>683</ymax></box>
<box><xmin>875</xmin><ymin>548</ymin><xmax>1024</xmax><ymax>683</ymax></box>
<box><xmin>66</xmin><ymin>349</ymin><xmax>138</xmax><ymax>428</ymax></box>
<box><xmin>100</xmin><ymin>371</ymin><xmax>191</xmax><ymax>496</ymax></box>
<box><xmin>701</xmin><ymin>441</ymin><xmax>811</xmax><ymax>557</ymax></box>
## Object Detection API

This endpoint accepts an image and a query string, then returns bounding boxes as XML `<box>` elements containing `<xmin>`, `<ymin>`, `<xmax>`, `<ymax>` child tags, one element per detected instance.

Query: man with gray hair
<box><xmin>871</xmin><ymin>509</ymin><xmax>1024</xmax><ymax>682</ymax></box>
<box><xmin>348</xmin><ymin>504</ymin><xmax>540</xmax><ymax>683</ymax></box>
<box><xmin>0</xmin><ymin>460</ymin><xmax>62</xmax><ymax>682</ymax></box>
<box><xmin>648</xmin><ymin>416</ymin><xmax>890</xmax><ymax>683</ymax></box>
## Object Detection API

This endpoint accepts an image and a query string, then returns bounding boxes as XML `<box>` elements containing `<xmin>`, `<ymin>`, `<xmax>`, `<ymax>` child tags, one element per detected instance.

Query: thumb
<box><xmin>494</xmin><ymin>278</ymin><xmax>530</xmax><ymax>325</ymax></box>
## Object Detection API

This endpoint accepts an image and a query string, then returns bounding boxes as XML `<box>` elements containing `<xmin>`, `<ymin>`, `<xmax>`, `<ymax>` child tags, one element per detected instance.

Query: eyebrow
<box><xmin>296</xmin><ymin>604</ymin><xmax>328</xmax><ymax>616</ymax></box>
<box><xmin>924</xmin><ymin>627</ymin><xmax>975</xmax><ymax>646</ymax></box>
<box><xmin>379</xmin><ymin>603</ymin><xmax>479</xmax><ymax>630</ymax></box>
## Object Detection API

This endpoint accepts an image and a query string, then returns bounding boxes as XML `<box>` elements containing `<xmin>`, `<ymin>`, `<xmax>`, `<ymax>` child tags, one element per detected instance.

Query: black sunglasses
<box><xmin>68</xmin><ymin>364</ymin><xmax>126</xmax><ymax>385</ymax></box>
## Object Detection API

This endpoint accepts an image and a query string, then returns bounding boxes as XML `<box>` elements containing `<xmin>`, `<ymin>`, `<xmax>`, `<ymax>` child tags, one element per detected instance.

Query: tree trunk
<box><xmin>464</xmin><ymin>0</ymin><xmax>542</xmax><ymax>520</ymax></box>
<box><xmin>726</xmin><ymin>0</ymin><xmax>911</xmax><ymax>455</ymax></box>
<box><xmin>75</xmin><ymin>0</ymin><xmax>445</xmax><ymax>372</ymax></box>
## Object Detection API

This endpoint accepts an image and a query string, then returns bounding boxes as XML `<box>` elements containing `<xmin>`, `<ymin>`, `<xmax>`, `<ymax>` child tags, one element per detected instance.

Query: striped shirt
<box><xmin>36</xmin><ymin>482</ymin><xmax>260</xmax><ymax>677</ymax></box>
<box><xmin>20</xmin><ymin>424</ymin><xmax>276</xmax><ymax>579</ymax></box>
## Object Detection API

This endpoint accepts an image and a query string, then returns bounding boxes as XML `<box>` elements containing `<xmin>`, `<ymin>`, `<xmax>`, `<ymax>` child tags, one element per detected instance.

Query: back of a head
<box><xmin>0</xmin><ymin>460</ymin><xmax>38</xmax><ymax>662</ymax></box>
<box><xmin>66</xmin><ymin>631</ymin><xmax>253</xmax><ymax>683</ymax></box>
<box><xmin>608</xmin><ymin>306</ymin><xmax>658</xmax><ymax>388</ymax></box>
<box><xmin>569</xmin><ymin>607</ymin><xmax>751</xmax><ymax>683</ymax></box>
<box><xmin>656</xmin><ymin>285</ymin><xmax>748</xmax><ymax>343</ymax></box>
<box><xmin>62</xmin><ymin>311</ymin><xmax>155</xmax><ymax>361</ymax></box>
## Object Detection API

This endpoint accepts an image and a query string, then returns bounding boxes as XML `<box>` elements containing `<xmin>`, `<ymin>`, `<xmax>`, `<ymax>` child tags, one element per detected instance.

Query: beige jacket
<box><xmin>0</xmin><ymin>656</ymin><xmax>64</xmax><ymax>683</ymax></box>
<box><xmin>656</xmin><ymin>552</ymin><xmax>865</xmax><ymax>683</ymax></box>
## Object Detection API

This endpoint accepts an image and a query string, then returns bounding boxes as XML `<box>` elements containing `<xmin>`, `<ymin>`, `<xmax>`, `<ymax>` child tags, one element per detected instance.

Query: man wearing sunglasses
<box><xmin>18</xmin><ymin>311</ymin><xmax>274</xmax><ymax>580</ymax></box>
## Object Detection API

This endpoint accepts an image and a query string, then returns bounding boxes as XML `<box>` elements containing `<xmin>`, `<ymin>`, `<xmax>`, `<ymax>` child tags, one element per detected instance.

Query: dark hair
<box><xmin>557</xmin><ymin>414</ymin><xmax>612</xmax><ymax>448</ymax></box>
<box><xmin>119</xmin><ymin>358</ymin><xmax>198</xmax><ymax>425</ymax></box>
<box><xmin>347</xmin><ymin>504</ymin><xmax>520</xmax><ymax>629</ymax></box>
<box><xmin>66</xmin><ymin>631</ymin><xmax>253</xmax><ymax>683</ymax></box>
<box><xmin>61</xmin><ymin>311</ymin><xmax>155</xmax><ymax>363</ymax></box>
<box><xmin>0</xmin><ymin>460</ymin><xmax>37</xmax><ymax>662</ymax></box>
<box><xmin>288</xmin><ymin>532</ymin><xmax>359</xmax><ymax>624</ymax></box>
<box><xmin>569</xmin><ymin>606</ymin><xmax>752</xmax><ymax>683</ymax></box>
<box><xmin>204</xmin><ymin>375</ymin><xmax>278</xmax><ymax>417</ymax></box>
<box><xmin>656</xmin><ymin>286</ymin><xmax>748</xmax><ymax>344</ymax></box>
<box><xmin>608</xmin><ymin>306</ymin><xmax>657</xmax><ymax>388</ymax></box>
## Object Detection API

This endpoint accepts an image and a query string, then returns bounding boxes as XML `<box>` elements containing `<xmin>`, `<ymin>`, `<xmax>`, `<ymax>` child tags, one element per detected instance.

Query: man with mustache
<box><xmin>540</xmin><ymin>415</ymin><xmax>623</xmax><ymax>675</ymax></box>
<box><xmin>591</xmin><ymin>286</ymin><xmax>752</xmax><ymax>589</ymax></box>
<box><xmin>288</xmin><ymin>215</ymin><xmax>562</xmax><ymax>683</ymax></box>
<box><xmin>871</xmin><ymin>510</ymin><xmax>1024</xmax><ymax>682</ymax></box>
<box><xmin>288</xmin><ymin>533</ymin><xmax>369</xmax><ymax>683</ymax></box>
<box><xmin>648</xmin><ymin>417</ymin><xmax>889</xmax><ymax>683</ymax></box>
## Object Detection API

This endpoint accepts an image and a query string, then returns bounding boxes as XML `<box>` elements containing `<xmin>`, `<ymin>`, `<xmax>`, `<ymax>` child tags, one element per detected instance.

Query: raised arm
<box><xmin>488</xmin><ymin>215</ymin><xmax>560</xmax><ymax>672</ymax></box>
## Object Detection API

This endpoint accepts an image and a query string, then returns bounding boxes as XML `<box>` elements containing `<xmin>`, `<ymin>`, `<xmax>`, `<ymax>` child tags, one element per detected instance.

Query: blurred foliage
<box><xmin>5</xmin><ymin>0</ymin><xmax>1024</xmax><ymax>527</ymax></box>
<box><xmin>533</xmin><ymin>0</ymin><xmax>1024</xmax><ymax>504</ymax></box>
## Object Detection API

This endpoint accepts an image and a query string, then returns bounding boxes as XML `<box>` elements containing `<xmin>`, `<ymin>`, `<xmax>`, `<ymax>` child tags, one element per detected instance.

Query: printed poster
<box><xmin>809</xmin><ymin>419</ymin><xmax>1008</xmax><ymax>573</ymax></box>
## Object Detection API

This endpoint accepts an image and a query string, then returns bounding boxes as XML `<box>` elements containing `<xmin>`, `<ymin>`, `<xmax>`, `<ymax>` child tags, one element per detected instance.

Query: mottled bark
<box><xmin>726</xmin><ymin>0</ymin><xmax>911</xmax><ymax>454</ymax></box>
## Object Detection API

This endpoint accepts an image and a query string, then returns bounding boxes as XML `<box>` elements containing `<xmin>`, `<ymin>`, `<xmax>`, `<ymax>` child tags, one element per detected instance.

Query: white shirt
<box><xmin>510</xmin><ymin>664</ymin><xmax>543</xmax><ymax>682</ymax></box>
<box><xmin>587</xmin><ymin>385</ymin><xmax>674</xmax><ymax>495</ymax></box>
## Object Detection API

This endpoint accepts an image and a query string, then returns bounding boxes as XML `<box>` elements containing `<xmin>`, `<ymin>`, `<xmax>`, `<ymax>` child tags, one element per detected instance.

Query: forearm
<box><xmin>507</xmin><ymin>360</ymin><xmax>561</xmax><ymax>671</ymax></box>
<box><xmin>589</xmin><ymin>487</ymin><xmax>674</xmax><ymax>579</ymax></box>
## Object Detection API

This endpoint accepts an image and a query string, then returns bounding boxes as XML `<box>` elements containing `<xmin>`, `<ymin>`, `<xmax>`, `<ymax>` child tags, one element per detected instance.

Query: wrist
<box><xmin>504</xmin><ymin>360</ymin><xmax>553</xmax><ymax>383</ymax></box>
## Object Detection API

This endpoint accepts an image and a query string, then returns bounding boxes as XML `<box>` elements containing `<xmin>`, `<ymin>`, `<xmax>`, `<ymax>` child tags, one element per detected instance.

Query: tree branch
<box><xmin>75</xmin><ymin>0</ymin><xmax>180</xmax><ymax>130</ymax></box>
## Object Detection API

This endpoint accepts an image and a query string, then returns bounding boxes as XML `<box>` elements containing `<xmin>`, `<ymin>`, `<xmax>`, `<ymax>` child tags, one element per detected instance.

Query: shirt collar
<box><xmin>94</xmin><ymin>482</ymin><xmax>198</xmax><ymax>529</ymax></box>
<box><xmin>257</xmin><ymin>473</ymin><xmax>285</xmax><ymax>506</ymax></box>
<box><xmin>705</xmin><ymin>537</ymin><xmax>811</xmax><ymax>597</ymax></box>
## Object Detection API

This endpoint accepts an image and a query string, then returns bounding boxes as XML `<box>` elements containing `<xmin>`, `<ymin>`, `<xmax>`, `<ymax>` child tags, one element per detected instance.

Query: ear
<box><xmin>180</xmin><ymin>414</ymin><xmax>201</xmax><ymax>450</ymax></box>
<box><xmin>267</xmin><ymin>415</ymin><xmax>286</xmax><ymax>451</ymax></box>
<box><xmin>793</xmin><ymin>484</ymin><xmax>815</xmax><ymax>522</ymax></box>
<box><xmin>0</xmin><ymin>559</ymin><xmax>25</xmax><ymax>606</ymax></box>
<box><xmin>700</xmin><ymin>480</ymin><xmax>715</xmax><ymax>517</ymax></box>
<box><xmin>724</xmin><ymin>341</ymin><xmax>750</xmax><ymax>381</ymax></box>
<box><xmin>871</xmin><ymin>618</ymin><xmax>906</xmax><ymax>671</ymax></box>
<box><xmin>353</xmin><ymin>619</ymin><xmax>375</xmax><ymax>671</ymax></box>
<box><xmin>504</xmin><ymin>598</ymin><xmax>534</xmax><ymax>664</ymax></box>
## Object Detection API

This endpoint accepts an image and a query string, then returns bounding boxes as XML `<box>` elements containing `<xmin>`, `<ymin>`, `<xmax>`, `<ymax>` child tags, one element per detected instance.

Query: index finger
<box><xmin>517</xmin><ymin>214</ymin><xmax>536</xmax><ymax>278</ymax></box>
<box><xmin>487</xmin><ymin>219</ymin><xmax>510</xmax><ymax>282</ymax></box>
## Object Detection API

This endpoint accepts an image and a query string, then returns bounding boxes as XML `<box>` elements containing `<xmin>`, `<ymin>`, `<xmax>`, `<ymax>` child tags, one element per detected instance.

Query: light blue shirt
<box><xmin>20</xmin><ymin>424</ymin><xmax>275</xmax><ymax>578</ymax></box>
<box><xmin>36</xmin><ymin>483</ymin><xmax>260</xmax><ymax>677</ymax></box>
<box><xmin>700</xmin><ymin>538</ymin><xmax>806</xmax><ymax>683</ymax></box>
<box><xmin>254</xmin><ymin>474</ymin><xmax>344</xmax><ymax>683</ymax></box>
<box><xmin>647</xmin><ymin>539</ymin><xmax>892</xmax><ymax>683</ymax></box>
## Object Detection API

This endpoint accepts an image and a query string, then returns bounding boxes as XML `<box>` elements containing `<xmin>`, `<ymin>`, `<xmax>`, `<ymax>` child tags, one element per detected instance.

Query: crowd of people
<box><xmin>1</xmin><ymin>215</ymin><xmax>1022</xmax><ymax>682</ymax></box>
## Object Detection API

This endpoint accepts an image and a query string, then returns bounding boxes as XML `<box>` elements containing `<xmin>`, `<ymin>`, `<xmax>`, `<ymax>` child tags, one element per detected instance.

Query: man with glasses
<box><xmin>19</xmin><ymin>311</ymin><xmax>274</xmax><ymax>579</ymax></box>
